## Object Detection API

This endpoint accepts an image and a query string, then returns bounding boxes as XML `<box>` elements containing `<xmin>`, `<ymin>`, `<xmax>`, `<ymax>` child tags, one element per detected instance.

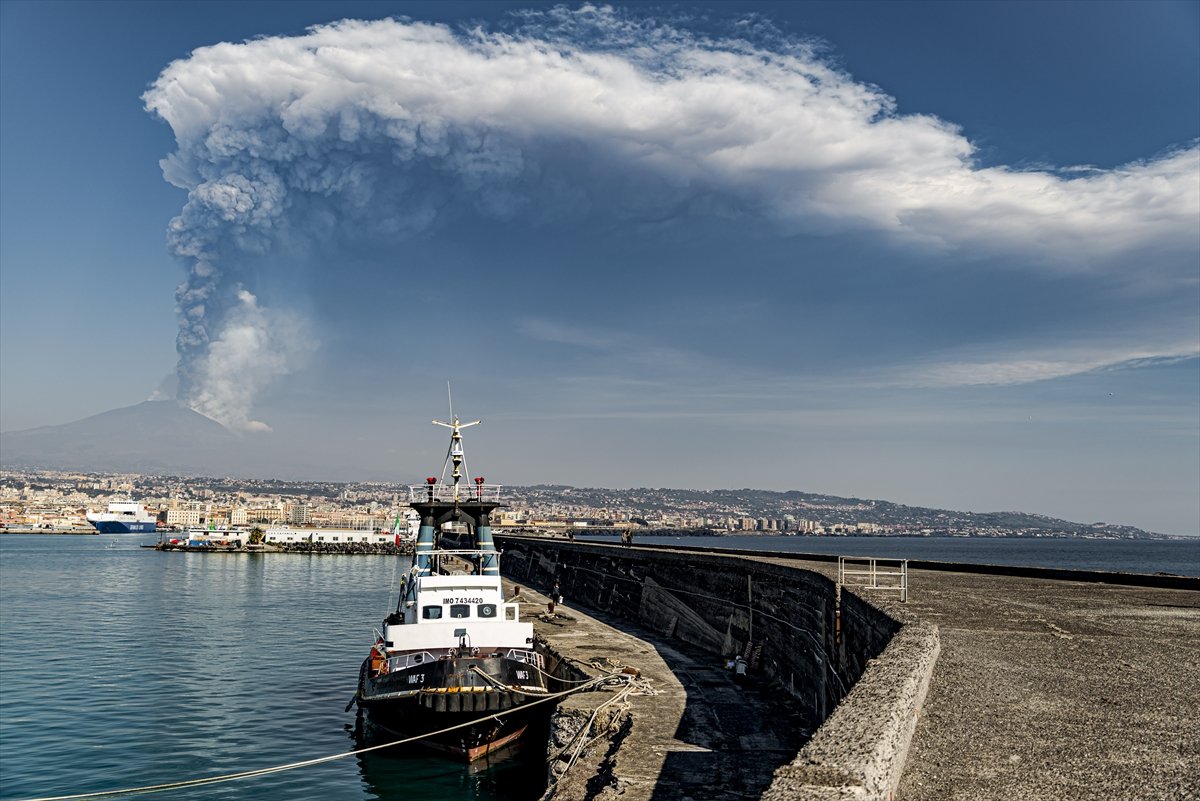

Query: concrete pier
<box><xmin>502</xmin><ymin>537</ymin><xmax>1199</xmax><ymax>801</ymax></box>
<box><xmin>511</xmin><ymin>580</ymin><xmax>808</xmax><ymax>801</ymax></box>
<box><xmin>882</xmin><ymin>567</ymin><xmax>1198</xmax><ymax>801</ymax></box>
<box><xmin>744</xmin><ymin>554</ymin><xmax>1200</xmax><ymax>801</ymax></box>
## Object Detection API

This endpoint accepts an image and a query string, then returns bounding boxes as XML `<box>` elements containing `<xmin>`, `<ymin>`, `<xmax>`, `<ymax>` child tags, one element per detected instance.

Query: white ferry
<box><xmin>86</xmin><ymin>501</ymin><xmax>157</xmax><ymax>534</ymax></box>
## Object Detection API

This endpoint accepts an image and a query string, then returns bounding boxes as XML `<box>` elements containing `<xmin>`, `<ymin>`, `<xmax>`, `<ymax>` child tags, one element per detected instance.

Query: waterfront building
<box><xmin>288</xmin><ymin>502</ymin><xmax>312</xmax><ymax>526</ymax></box>
<box><xmin>263</xmin><ymin>527</ymin><xmax>395</xmax><ymax>545</ymax></box>
<box><xmin>165</xmin><ymin>509</ymin><xmax>203</xmax><ymax>528</ymax></box>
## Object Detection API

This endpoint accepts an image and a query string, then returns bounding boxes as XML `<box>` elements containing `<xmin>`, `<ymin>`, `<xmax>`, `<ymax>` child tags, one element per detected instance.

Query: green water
<box><xmin>0</xmin><ymin>535</ymin><xmax>545</xmax><ymax>801</ymax></box>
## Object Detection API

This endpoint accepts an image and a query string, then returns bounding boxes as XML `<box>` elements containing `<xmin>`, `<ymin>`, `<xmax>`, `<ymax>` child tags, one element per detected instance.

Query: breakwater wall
<box><xmin>619</xmin><ymin>539</ymin><xmax>1200</xmax><ymax>590</ymax></box>
<box><xmin>496</xmin><ymin>536</ymin><xmax>897</xmax><ymax>739</ymax></box>
<box><xmin>500</xmin><ymin>537</ymin><xmax>941</xmax><ymax>800</ymax></box>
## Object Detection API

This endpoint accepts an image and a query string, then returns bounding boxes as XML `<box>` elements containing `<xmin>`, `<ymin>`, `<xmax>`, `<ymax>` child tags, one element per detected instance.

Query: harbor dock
<box><xmin>513</xmin><ymin>579</ymin><xmax>807</xmax><ymax>801</ymax></box>
<box><xmin>0</xmin><ymin>528</ymin><xmax>96</xmax><ymax>535</ymax></box>
<box><xmin>874</xmin><ymin>564</ymin><xmax>1197</xmax><ymax>801</ymax></box>
<box><xmin>511</xmin><ymin>539</ymin><xmax>1199</xmax><ymax>801</ymax></box>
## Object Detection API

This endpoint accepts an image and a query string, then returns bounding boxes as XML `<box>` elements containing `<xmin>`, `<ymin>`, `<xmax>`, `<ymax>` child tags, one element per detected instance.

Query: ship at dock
<box><xmin>352</xmin><ymin>412</ymin><xmax>549</xmax><ymax>760</ymax></box>
<box><xmin>85</xmin><ymin>501</ymin><xmax>157</xmax><ymax>534</ymax></box>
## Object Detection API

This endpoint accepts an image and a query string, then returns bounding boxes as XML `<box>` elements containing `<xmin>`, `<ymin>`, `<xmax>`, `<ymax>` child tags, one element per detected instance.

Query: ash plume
<box><xmin>143</xmin><ymin>8</ymin><xmax>1199</xmax><ymax>428</ymax></box>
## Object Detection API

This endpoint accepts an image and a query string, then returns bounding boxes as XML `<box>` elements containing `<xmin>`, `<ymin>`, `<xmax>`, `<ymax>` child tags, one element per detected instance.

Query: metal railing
<box><xmin>505</xmin><ymin>649</ymin><xmax>545</xmax><ymax>670</ymax></box>
<box><xmin>421</xmin><ymin>549</ymin><xmax>499</xmax><ymax>558</ymax></box>
<box><xmin>384</xmin><ymin>649</ymin><xmax>544</xmax><ymax>672</ymax></box>
<box><xmin>385</xmin><ymin>651</ymin><xmax>439</xmax><ymax>673</ymax></box>
<box><xmin>838</xmin><ymin>556</ymin><xmax>908</xmax><ymax>602</ymax></box>
<box><xmin>407</xmin><ymin>484</ymin><xmax>503</xmax><ymax>504</ymax></box>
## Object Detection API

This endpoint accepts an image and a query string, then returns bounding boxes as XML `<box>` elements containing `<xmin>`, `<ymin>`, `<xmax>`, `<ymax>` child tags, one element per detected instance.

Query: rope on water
<box><xmin>17</xmin><ymin>673</ymin><xmax>636</xmax><ymax>801</ymax></box>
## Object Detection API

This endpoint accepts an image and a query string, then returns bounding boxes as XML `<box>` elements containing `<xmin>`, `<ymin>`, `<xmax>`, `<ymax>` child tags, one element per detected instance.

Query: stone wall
<box><xmin>763</xmin><ymin>621</ymin><xmax>940</xmax><ymax>801</ymax></box>
<box><xmin>497</xmin><ymin>536</ymin><xmax>900</xmax><ymax>732</ymax></box>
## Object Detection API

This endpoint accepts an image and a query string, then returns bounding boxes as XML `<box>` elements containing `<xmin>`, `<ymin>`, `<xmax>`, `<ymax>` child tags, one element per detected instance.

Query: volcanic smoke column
<box><xmin>142</xmin><ymin>12</ymin><xmax>1200</xmax><ymax>431</ymax></box>
<box><xmin>164</xmin><ymin>164</ymin><xmax>306</xmax><ymax>431</ymax></box>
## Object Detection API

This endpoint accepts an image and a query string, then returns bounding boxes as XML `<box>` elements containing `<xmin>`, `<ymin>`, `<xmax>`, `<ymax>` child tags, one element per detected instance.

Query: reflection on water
<box><xmin>351</xmin><ymin>700</ymin><xmax>549</xmax><ymax>801</ymax></box>
<box><xmin>0</xmin><ymin>535</ymin><xmax>545</xmax><ymax>801</ymax></box>
<box><xmin>355</xmin><ymin>738</ymin><xmax>545</xmax><ymax>801</ymax></box>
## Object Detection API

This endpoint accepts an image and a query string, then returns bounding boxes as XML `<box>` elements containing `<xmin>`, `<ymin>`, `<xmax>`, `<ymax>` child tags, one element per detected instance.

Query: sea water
<box><xmin>4</xmin><ymin>533</ymin><xmax>1195</xmax><ymax>801</ymax></box>
<box><xmin>0</xmin><ymin>535</ymin><xmax>545</xmax><ymax>801</ymax></box>
<box><xmin>576</xmin><ymin>534</ymin><xmax>1200</xmax><ymax>576</ymax></box>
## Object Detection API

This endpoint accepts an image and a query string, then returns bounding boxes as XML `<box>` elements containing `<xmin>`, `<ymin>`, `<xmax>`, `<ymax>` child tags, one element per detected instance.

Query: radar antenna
<box><xmin>432</xmin><ymin>383</ymin><xmax>479</xmax><ymax>501</ymax></box>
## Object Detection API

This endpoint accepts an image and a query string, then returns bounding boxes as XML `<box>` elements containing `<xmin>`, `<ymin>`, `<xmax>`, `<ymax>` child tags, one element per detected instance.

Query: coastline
<box><xmin>0</xmin><ymin>528</ymin><xmax>97</xmax><ymax>535</ymax></box>
<box><xmin>3</xmin><ymin>531</ymin><xmax>1195</xmax><ymax>578</ymax></box>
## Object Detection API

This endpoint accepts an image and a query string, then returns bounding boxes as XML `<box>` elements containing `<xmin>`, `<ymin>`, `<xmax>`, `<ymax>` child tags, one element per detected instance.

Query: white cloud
<box><xmin>518</xmin><ymin>316</ymin><xmax>714</xmax><ymax>375</ymax></box>
<box><xmin>141</xmin><ymin>8</ymin><xmax>1198</xmax><ymax>427</ymax></box>
<box><xmin>518</xmin><ymin>318</ymin><xmax>614</xmax><ymax>350</ymax></box>
<box><xmin>910</xmin><ymin>343</ymin><xmax>1200</xmax><ymax>387</ymax></box>
<box><xmin>144</xmin><ymin>10</ymin><xmax>1198</xmax><ymax>274</ymax></box>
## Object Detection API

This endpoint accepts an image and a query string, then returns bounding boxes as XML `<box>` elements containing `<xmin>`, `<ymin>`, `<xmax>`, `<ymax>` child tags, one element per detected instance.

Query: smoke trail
<box><xmin>185</xmin><ymin>290</ymin><xmax>310</xmax><ymax>432</ymax></box>
<box><xmin>144</xmin><ymin>8</ymin><xmax>1199</xmax><ymax>428</ymax></box>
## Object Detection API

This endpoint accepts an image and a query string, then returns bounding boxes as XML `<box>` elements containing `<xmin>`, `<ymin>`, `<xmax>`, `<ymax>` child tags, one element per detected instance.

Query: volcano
<box><xmin>0</xmin><ymin>401</ymin><xmax>239</xmax><ymax>475</ymax></box>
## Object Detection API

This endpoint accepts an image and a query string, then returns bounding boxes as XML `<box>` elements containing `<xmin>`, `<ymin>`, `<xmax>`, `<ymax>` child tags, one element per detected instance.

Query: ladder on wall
<box><xmin>837</xmin><ymin>556</ymin><xmax>908</xmax><ymax>602</ymax></box>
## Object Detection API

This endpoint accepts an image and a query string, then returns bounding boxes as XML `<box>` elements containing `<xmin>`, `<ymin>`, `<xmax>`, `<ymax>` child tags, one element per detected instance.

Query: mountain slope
<box><xmin>0</xmin><ymin>401</ymin><xmax>237</xmax><ymax>475</ymax></box>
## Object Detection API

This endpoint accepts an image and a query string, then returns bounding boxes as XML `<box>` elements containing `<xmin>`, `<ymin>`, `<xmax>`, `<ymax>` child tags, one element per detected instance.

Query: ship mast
<box><xmin>407</xmin><ymin>393</ymin><xmax>499</xmax><ymax>583</ymax></box>
<box><xmin>433</xmin><ymin>383</ymin><xmax>479</xmax><ymax>503</ymax></box>
<box><xmin>432</xmin><ymin>416</ymin><xmax>479</xmax><ymax>504</ymax></box>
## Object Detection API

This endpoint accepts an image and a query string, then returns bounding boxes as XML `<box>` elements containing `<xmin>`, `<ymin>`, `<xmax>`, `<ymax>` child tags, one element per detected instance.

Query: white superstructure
<box><xmin>382</xmin><ymin>560</ymin><xmax>531</xmax><ymax>656</ymax></box>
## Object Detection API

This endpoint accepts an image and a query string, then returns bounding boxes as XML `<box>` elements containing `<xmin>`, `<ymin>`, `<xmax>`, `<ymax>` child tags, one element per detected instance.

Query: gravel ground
<box><xmin>866</xmin><ymin>570</ymin><xmax>1200</xmax><ymax>801</ymax></box>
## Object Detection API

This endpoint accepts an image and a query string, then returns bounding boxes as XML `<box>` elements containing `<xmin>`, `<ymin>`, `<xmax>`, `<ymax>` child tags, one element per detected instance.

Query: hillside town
<box><xmin>0</xmin><ymin>469</ymin><xmax>1161</xmax><ymax>539</ymax></box>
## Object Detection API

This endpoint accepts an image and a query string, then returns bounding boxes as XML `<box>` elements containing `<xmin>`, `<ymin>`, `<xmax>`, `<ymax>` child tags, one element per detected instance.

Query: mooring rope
<box><xmin>539</xmin><ymin>673</ymin><xmax>654</xmax><ymax>801</ymax></box>
<box><xmin>17</xmin><ymin>673</ymin><xmax>635</xmax><ymax>801</ymax></box>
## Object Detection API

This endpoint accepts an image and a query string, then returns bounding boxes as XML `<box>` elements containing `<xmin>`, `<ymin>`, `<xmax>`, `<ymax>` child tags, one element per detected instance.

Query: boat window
<box><xmin>506</xmin><ymin>606</ymin><xmax>517</xmax><ymax>620</ymax></box>
<box><xmin>478</xmin><ymin>604</ymin><xmax>497</xmax><ymax>618</ymax></box>
<box><xmin>449</xmin><ymin>604</ymin><xmax>470</xmax><ymax>618</ymax></box>
<box><xmin>422</xmin><ymin>606</ymin><xmax>443</xmax><ymax>620</ymax></box>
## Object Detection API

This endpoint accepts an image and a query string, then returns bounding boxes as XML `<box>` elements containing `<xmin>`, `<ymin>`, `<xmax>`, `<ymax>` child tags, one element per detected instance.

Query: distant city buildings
<box><xmin>0</xmin><ymin>468</ymin><xmax>1153</xmax><ymax>539</ymax></box>
<box><xmin>288</xmin><ymin>501</ymin><xmax>311</xmax><ymax>526</ymax></box>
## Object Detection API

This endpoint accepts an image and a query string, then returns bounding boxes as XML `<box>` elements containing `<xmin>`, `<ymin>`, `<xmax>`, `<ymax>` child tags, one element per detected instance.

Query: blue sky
<box><xmin>1</xmin><ymin>1</ymin><xmax>1197</xmax><ymax>535</ymax></box>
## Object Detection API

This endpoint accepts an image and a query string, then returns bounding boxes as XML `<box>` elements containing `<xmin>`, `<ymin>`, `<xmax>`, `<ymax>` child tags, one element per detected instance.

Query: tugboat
<box><xmin>354</xmin><ymin>412</ymin><xmax>549</xmax><ymax>760</ymax></box>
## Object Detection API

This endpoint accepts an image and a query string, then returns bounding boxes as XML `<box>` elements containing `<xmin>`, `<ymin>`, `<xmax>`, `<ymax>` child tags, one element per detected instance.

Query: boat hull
<box><xmin>88</xmin><ymin>520</ymin><xmax>157</xmax><ymax>534</ymax></box>
<box><xmin>356</xmin><ymin>654</ymin><xmax>550</xmax><ymax>760</ymax></box>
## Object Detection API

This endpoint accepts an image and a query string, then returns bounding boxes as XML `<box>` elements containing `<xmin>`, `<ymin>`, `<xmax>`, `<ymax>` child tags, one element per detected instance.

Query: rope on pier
<box><xmin>16</xmin><ymin>673</ymin><xmax>638</xmax><ymax>801</ymax></box>
<box><xmin>539</xmin><ymin>670</ymin><xmax>655</xmax><ymax>800</ymax></box>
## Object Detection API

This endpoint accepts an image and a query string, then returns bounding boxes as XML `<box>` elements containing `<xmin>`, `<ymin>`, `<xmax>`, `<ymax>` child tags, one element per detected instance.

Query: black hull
<box><xmin>356</xmin><ymin>654</ymin><xmax>550</xmax><ymax>760</ymax></box>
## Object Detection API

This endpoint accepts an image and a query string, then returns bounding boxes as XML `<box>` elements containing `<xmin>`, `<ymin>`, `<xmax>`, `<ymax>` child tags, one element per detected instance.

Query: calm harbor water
<box><xmin>578</xmin><ymin>533</ymin><xmax>1200</xmax><ymax>577</ymax></box>
<box><xmin>0</xmin><ymin>535</ymin><xmax>544</xmax><ymax>801</ymax></box>
<box><xmin>2</xmin><ymin>534</ymin><xmax>1196</xmax><ymax>801</ymax></box>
